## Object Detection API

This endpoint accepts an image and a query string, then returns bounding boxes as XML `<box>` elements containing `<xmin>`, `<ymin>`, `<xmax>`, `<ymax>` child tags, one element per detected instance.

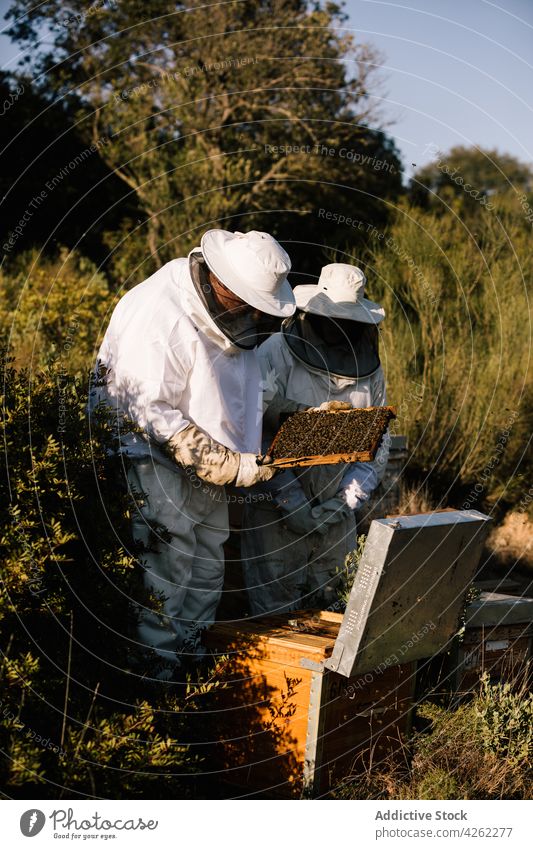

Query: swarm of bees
<box><xmin>270</xmin><ymin>407</ymin><xmax>395</xmax><ymax>461</ymax></box>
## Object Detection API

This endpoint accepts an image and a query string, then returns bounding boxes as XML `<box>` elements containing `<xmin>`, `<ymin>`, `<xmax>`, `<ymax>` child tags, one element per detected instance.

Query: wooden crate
<box><xmin>205</xmin><ymin>610</ymin><xmax>415</xmax><ymax>798</ymax></box>
<box><xmin>455</xmin><ymin>593</ymin><xmax>533</xmax><ymax>692</ymax></box>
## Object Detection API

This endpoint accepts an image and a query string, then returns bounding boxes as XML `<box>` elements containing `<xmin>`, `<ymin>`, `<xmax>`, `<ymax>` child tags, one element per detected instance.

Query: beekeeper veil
<box><xmin>189</xmin><ymin>230</ymin><xmax>295</xmax><ymax>350</ymax></box>
<box><xmin>282</xmin><ymin>263</ymin><xmax>385</xmax><ymax>378</ymax></box>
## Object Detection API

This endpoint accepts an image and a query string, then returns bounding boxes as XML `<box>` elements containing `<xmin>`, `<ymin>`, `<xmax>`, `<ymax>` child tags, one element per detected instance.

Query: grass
<box><xmin>363</xmin><ymin>199</ymin><xmax>532</xmax><ymax>510</ymax></box>
<box><xmin>333</xmin><ymin>671</ymin><xmax>533</xmax><ymax>800</ymax></box>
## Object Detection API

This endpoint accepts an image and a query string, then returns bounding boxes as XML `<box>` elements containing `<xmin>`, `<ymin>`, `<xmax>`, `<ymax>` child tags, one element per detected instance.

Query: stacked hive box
<box><xmin>455</xmin><ymin>592</ymin><xmax>533</xmax><ymax>692</ymax></box>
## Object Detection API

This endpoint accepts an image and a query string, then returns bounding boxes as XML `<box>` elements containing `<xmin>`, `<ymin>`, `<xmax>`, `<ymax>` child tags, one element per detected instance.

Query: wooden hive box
<box><xmin>455</xmin><ymin>592</ymin><xmax>533</xmax><ymax>693</ymax></box>
<box><xmin>205</xmin><ymin>610</ymin><xmax>415</xmax><ymax>797</ymax></box>
<box><xmin>206</xmin><ymin>510</ymin><xmax>492</xmax><ymax>797</ymax></box>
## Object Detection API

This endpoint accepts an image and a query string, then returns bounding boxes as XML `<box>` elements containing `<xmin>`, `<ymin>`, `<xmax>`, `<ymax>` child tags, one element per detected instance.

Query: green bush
<box><xmin>364</xmin><ymin>198</ymin><xmax>532</xmax><ymax>510</ymax></box>
<box><xmin>475</xmin><ymin>673</ymin><xmax>533</xmax><ymax>766</ymax></box>
<box><xmin>0</xmin><ymin>353</ymin><xmax>205</xmax><ymax>797</ymax></box>
<box><xmin>0</xmin><ymin>247</ymin><xmax>114</xmax><ymax>372</ymax></box>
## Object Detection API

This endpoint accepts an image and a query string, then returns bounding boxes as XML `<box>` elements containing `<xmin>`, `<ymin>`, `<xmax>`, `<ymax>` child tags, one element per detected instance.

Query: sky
<box><xmin>1</xmin><ymin>0</ymin><xmax>532</xmax><ymax>178</ymax></box>
<box><xmin>341</xmin><ymin>0</ymin><xmax>533</xmax><ymax>176</ymax></box>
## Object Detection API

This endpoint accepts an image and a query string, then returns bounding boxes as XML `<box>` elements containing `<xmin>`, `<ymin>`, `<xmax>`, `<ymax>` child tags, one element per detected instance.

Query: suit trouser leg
<box><xmin>306</xmin><ymin>513</ymin><xmax>357</xmax><ymax>608</ymax></box>
<box><xmin>241</xmin><ymin>502</ymin><xmax>356</xmax><ymax>615</ymax></box>
<box><xmin>127</xmin><ymin>459</ymin><xmax>228</xmax><ymax>664</ymax></box>
<box><xmin>179</xmin><ymin>479</ymin><xmax>228</xmax><ymax>652</ymax></box>
<box><xmin>241</xmin><ymin>501</ymin><xmax>311</xmax><ymax>616</ymax></box>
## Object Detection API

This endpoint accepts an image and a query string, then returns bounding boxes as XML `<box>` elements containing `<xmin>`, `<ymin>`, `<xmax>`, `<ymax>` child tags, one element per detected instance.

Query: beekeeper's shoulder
<box><xmin>112</xmin><ymin>258</ymin><xmax>189</xmax><ymax>325</ymax></box>
<box><xmin>119</xmin><ymin>258</ymin><xmax>185</xmax><ymax>303</ymax></box>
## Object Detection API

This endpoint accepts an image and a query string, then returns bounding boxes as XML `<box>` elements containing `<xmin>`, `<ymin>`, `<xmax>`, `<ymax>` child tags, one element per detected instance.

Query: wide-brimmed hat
<box><xmin>201</xmin><ymin>229</ymin><xmax>295</xmax><ymax>317</ymax></box>
<box><xmin>293</xmin><ymin>263</ymin><xmax>385</xmax><ymax>324</ymax></box>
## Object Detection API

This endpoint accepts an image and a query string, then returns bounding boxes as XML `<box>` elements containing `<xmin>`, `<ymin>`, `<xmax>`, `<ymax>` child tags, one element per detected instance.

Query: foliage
<box><xmin>335</xmin><ymin>673</ymin><xmax>533</xmax><ymax>800</ymax></box>
<box><xmin>411</xmin><ymin>673</ymin><xmax>533</xmax><ymax>799</ymax></box>
<box><xmin>0</xmin><ymin>353</ymin><xmax>208</xmax><ymax>797</ymax></box>
<box><xmin>410</xmin><ymin>145</ymin><xmax>533</xmax><ymax>212</ymax></box>
<box><xmin>475</xmin><ymin>673</ymin><xmax>533</xmax><ymax>765</ymax></box>
<box><xmin>363</xmin><ymin>193</ymin><xmax>532</xmax><ymax>510</ymax></box>
<box><xmin>0</xmin><ymin>71</ymin><xmax>131</xmax><ymax>263</ymax></box>
<box><xmin>5</xmin><ymin>0</ymin><xmax>403</xmax><ymax>278</ymax></box>
<box><xmin>336</xmin><ymin>533</ymin><xmax>366</xmax><ymax>608</ymax></box>
<box><xmin>0</xmin><ymin>247</ymin><xmax>114</xmax><ymax>371</ymax></box>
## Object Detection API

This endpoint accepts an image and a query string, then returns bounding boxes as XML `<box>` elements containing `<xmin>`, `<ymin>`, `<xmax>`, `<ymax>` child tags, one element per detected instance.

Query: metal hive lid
<box><xmin>325</xmin><ymin>510</ymin><xmax>492</xmax><ymax>678</ymax></box>
<box><xmin>465</xmin><ymin>592</ymin><xmax>533</xmax><ymax>627</ymax></box>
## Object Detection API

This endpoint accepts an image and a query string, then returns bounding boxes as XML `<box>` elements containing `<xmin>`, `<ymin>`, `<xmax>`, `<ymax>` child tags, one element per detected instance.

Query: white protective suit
<box><xmin>91</xmin><ymin>257</ymin><xmax>266</xmax><ymax>666</ymax></box>
<box><xmin>241</xmin><ymin>333</ymin><xmax>390</xmax><ymax>615</ymax></box>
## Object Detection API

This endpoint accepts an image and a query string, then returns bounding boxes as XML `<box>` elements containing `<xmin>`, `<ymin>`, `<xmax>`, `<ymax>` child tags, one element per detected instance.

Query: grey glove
<box><xmin>276</xmin><ymin>487</ymin><xmax>328</xmax><ymax>536</ymax></box>
<box><xmin>311</xmin><ymin>495</ymin><xmax>353</xmax><ymax>527</ymax></box>
<box><xmin>167</xmin><ymin>424</ymin><xmax>276</xmax><ymax>487</ymax></box>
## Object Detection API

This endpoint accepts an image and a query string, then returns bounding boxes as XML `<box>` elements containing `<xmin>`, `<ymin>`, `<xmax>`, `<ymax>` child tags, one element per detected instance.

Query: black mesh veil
<box><xmin>282</xmin><ymin>310</ymin><xmax>381</xmax><ymax>379</ymax></box>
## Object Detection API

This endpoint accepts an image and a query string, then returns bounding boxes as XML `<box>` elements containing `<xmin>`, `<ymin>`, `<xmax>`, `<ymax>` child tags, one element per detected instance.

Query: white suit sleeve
<box><xmin>339</xmin><ymin>367</ymin><xmax>391</xmax><ymax>509</ymax></box>
<box><xmin>117</xmin><ymin>321</ymin><xmax>193</xmax><ymax>444</ymax></box>
<box><xmin>260</xmin><ymin>336</ymin><xmax>308</xmax><ymax>421</ymax></box>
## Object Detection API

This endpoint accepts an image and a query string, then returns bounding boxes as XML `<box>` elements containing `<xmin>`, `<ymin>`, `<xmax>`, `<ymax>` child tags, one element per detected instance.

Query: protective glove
<box><xmin>235</xmin><ymin>453</ymin><xmax>277</xmax><ymax>488</ymax></box>
<box><xmin>283</xmin><ymin>502</ymin><xmax>329</xmax><ymax>536</ymax></box>
<box><xmin>276</xmin><ymin>486</ymin><xmax>328</xmax><ymax>536</ymax></box>
<box><xmin>309</xmin><ymin>401</ymin><xmax>352</xmax><ymax>412</ymax></box>
<box><xmin>167</xmin><ymin>424</ymin><xmax>276</xmax><ymax>487</ymax></box>
<box><xmin>310</xmin><ymin>495</ymin><xmax>353</xmax><ymax>528</ymax></box>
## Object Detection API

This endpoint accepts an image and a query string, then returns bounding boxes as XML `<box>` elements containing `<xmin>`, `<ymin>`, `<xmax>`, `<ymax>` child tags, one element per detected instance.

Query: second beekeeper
<box><xmin>241</xmin><ymin>262</ymin><xmax>390</xmax><ymax>615</ymax></box>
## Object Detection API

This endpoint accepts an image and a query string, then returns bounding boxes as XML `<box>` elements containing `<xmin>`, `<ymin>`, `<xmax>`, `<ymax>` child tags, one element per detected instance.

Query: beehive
<box><xmin>455</xmin><ymin>592</ymin><xmax>533</xmax><ymax>692</ymax></box>
<box><xmin>206</xmin><ymin>510</ymin><xmax>492</xmax><ymax>797</ymax></box>
<box><xmin>205</xmin><ymin>610</ymin><xmax>415</xmax><ymax>797</ymax></box>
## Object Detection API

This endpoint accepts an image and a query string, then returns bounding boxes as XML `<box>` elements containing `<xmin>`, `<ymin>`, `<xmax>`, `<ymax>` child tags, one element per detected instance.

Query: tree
<box><xmin>410</xmin><ymin>145</ymin><xmax>533</xmax><ymax>213</ymax></box>
<box><xmin>5</xmin><ymin>0</ymin><xmax>403</xmax><ymax>279</ymax></box>
<box><xmin>0</xmin><ymin>72</ymin><xmax>134</xmax><ymax>264</ymax></box>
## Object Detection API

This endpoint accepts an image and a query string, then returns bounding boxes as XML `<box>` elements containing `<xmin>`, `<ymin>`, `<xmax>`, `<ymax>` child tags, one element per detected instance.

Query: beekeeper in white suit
<box><xmin>90</xmin><ymin>230</ymin><xmax>295</xmax><ymax>674</ymax></box>
<box><xmin>241</xmin><ymin>263</ymin><xmax>390</xmax><ymax>615</ymax></box>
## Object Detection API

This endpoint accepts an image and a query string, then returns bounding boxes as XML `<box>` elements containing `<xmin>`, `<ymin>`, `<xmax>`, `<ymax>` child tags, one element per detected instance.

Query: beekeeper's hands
<box><xmin>276</xmin><ymin>486</ymin><xmax>328</xmax><ymax>536</ymax></box>
<box><xmin>167</xmin><ymin>424</ymin><xmax>276</xmax><ymax>487</ymax></box>
<box><xmin>235</xmin><ymin>453</ymin><xmax>277</xmax><ymax>487</ymax></box>
<box><xmin>311</xmin><ymin>495</ymin><xmax>353</xmax><ymax>527</ymax></box>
